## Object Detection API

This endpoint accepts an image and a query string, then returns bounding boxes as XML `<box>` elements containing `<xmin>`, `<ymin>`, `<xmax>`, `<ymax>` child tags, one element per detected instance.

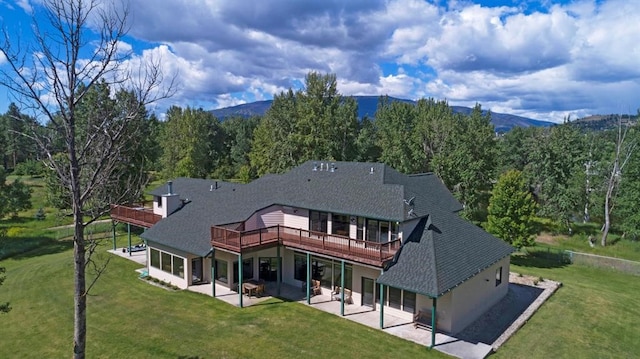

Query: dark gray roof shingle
<box><xmin>376</xmin><ymin>209</ymin><xmax>515</xmax><ymax>297</ymax></box>
<box><xmin>142</xmin><ymin>161</ymin><xmax>464</xmax><ymax>258</ymax></box>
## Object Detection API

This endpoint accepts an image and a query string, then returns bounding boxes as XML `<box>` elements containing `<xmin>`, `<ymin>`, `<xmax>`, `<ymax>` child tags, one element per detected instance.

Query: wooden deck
<box><xmin>211</xmin><ymin>225</ymin><xmax>400</xmax><ymax>267</ymax></box>
<box><xmin>110</xmin><ymin>204</ymin><xmax>162</xmax><ymax>228</ymax></box>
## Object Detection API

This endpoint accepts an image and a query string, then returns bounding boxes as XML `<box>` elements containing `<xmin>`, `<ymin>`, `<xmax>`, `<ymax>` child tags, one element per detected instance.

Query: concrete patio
<box><xmin>109</xmin><ymin>247</ymin><xmax>559</xmax><ymax>359</ymax></box>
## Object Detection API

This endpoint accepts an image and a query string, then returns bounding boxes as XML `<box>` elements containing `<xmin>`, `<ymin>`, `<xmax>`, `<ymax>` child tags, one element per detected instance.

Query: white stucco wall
<box><xmin>147</xmin><ymin>242</ymin><xmax>190</xmax><ymax>289</ymax></box>
<box><xmin>448</xmin><ymin>256</ymin><xmax>511</xmax><ymax>334</ymax></box>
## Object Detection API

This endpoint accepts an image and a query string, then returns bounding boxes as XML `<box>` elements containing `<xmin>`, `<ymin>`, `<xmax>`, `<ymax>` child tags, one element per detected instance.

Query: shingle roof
<box><xmin>142</xmin><ymin>161</ymin><xmax>463</xmax><ymax>255</ymax></box>
<box><xmin>376</xmin><ymin>209</ymin><xmax>515</xmax><ymax>297</ymax></box>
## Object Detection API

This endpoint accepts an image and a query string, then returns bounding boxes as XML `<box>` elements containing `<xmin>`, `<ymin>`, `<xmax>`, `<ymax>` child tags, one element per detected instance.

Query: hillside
<box><xmin>209</xmin><ymin>96</ymin><xmax>554</xmax><ymax>132</ymax></box>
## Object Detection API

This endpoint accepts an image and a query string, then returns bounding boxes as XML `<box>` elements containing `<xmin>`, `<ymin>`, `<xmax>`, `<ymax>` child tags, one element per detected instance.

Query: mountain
<box><xmin>209</xmin><ymin>96</ymin><xmax>554</xmax><ymax>132</ymax></box>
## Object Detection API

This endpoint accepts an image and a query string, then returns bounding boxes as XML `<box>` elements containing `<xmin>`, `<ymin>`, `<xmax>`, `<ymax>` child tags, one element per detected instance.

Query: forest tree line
<box><xmin>1</xmin><ymin>72</ymin><xmax>639</xmax><ymax>243</ymax></box>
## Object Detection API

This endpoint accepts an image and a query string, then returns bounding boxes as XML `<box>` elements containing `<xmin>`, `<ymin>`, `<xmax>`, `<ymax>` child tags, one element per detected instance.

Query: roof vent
<box><xmin>370</xmin><ymin>167</ymin><xmax>374</xmax><ymax>175</ymax></box>
<box><xmin>313</xmin><ymin>162</ymin><xmax>318</xmax><ymax>171</ymax></box>
<box><xmin>330</xmin><ymin>163</ymin><xmax>336</xmax><ymax>172</ymax></box>
<box><xmin>167</xmin><ymin>181</ymin><xmax>173</xmax><ymax>195</ymax></box>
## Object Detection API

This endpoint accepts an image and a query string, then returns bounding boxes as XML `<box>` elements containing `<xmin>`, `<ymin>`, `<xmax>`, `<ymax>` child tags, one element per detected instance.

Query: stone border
<box><xmin>491</xmin><ymin>273</ymin><xmax>562</xmax><ymax>351</ymax></box>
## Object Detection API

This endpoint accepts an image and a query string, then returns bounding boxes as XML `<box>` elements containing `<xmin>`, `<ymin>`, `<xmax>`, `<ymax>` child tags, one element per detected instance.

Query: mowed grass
<box><xmin>0</xmin><ymin>240</ymin><xmax>447</xmax><ymax>359</ymax></box>
<box><xmin>494</xmin><ymin>254</ymin><xmax>640</xmax><ymax>358</ymax></box>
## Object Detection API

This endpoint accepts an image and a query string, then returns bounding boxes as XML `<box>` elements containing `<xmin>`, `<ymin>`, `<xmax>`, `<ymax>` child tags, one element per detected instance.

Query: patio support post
<box><xmin>430</xmin><ymin>297</ymin><xmax>437</xmax><ymax>348</ymax></box>
<box><xmin>211</xmin><ymin>248</ymin><xmax>216</xmax><ymax>297</ymax></box>
<box><xmin>340</xmin><ymin>260</ymin><xmax>345</xmax><ymax>316</ymax></box>
<box><xmin>111</xmin><ymin>221</ymin><xmax>116</xmax><ymax>251</ymax></box>
<box><xmin>276</xmin><ymin>243</ymin><xmax>281</xmax><ymax>296</ymax></box>
<box><xmin>238</xmin><ymin>253</ymin><xmax>243</xmax><ymax>308</ymax></box>
<box><xmin>127</xmin><ymin>223</ymin><xmax>131</xmax><ymax>256</ymax></box>
<box><xmin>306</xmin><ymin>252</ymin><xmax>311</xmax><ymax>305</ymax></box>
<box><xmin>379</xmin><ymin>282</ymin><xmax>385</xmax><ymax>328</ymax></box>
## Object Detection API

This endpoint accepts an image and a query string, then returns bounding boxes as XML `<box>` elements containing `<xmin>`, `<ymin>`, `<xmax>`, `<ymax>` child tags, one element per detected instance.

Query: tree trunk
<box><xmin>73</xmin><ymin>216</ymin><xmax>86</xmax><ymax>359</ymax></box>
<box><xmin>70</xmin><ymin>129</ymin><xmax>86</xmax><ymax>359</ymax></box>
<box><xmin>601</xmin><ymin>191</ymin><xmax>611</xmax><ymax>246</ymax></box>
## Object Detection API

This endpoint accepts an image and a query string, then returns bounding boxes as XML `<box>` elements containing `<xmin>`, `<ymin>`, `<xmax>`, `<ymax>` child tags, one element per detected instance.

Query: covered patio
<box><xmin>108</xmin><ymin>247</ymin><xmax>495</xmax><ymax>359</ymax></box>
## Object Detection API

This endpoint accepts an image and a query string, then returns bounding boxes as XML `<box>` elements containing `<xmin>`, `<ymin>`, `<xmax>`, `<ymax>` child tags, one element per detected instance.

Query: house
<box><xmin>111</xmin><ymin>160</ymin><xmax>514</xmax><ymax>343</ymax></box>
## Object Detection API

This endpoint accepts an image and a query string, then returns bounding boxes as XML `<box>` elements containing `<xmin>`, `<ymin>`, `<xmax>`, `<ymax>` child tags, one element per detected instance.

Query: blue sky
<box><xmin>0</xmin><ymin>0</ymin><xmax>638</xmax><ymax>122</ymax></box>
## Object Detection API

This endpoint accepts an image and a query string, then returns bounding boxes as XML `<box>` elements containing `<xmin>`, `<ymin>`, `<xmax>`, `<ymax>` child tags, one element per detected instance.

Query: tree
<box><xmin>0</xmin><ymin>168</ymin><xmax>32</xmax><ymax>218</ymax></box>
<box><xmin>486</xmin><ymin>170</ymin><xmax>537</xmax><ymax>249</ymax></box>
<box><xmin>249</xmin><ymin>72</ymin><xmax>359</xmax><ymax>176</ymax></box>
<box><xmin>375</xmin><ymin>97</ymin><xmax>424</xmax><ymax>174</ymax></box>
<box><xmin>160</xmin><ymin>106</ymin><xmax>220</xmax><ymax>179</ymax></box>
<box><xmin>0</xmin><ymin>1</ymin><xmax>174</xmax><ymax>357</ymax></box>
<box><xmin>600</xmin><ymin>116</ymin><xmax>637</xmax><ymax>246</ymax></box>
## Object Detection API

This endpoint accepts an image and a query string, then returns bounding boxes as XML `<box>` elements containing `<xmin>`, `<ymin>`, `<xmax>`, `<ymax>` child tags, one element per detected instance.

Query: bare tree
<box><xmin>601</xmin><ymin>115</ymin><xmax>636</xmax><ymax>246</ymax></box>
<box><xmin>0</xmin><ymin>1</ymin><xmax>174</xmax><ymax>358</ymax></box>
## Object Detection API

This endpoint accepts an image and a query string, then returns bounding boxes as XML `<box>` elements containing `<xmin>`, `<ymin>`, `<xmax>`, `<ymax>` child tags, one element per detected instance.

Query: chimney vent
<box><xmin>167</xmin><ymin>181</ymin><xmax>173</xmax><ymax>195</ymax></box>
<box><xmin>370</xmin><ymin>167</ymin><xmax>374</xmax><ymax>175</ymax></box>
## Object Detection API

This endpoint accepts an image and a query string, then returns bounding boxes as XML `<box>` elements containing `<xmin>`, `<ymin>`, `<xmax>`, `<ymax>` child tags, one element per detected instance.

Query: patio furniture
<box><xmin>312</xmin><ymin>280</ymin><xmax>322</xmax><ymax>296</ymax></box>
<box><xmin>332</xmin><ymin>286</ymin><xmax>353</xmax><ymax>304</ymax></box>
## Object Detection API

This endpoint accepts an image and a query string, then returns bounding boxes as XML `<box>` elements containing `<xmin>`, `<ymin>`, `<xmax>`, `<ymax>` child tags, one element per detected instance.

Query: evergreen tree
<box><xmin>486</xmin><ymin>170</ymin><xmax>537</xmax><ymax>249</ymax></box>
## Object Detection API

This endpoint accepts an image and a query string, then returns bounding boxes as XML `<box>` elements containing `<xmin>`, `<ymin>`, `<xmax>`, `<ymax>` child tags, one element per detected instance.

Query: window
<box><xmin>331</xmin><ymin>214</ymin><xmax>350</xmax><ymax>236</ymax></box>
<box><xmin>161</xmin><ymin>252</ymin><xmax>172</xmax><ymax>273</ymax></box>
<box><xmin>309</xmin><ymin>211</ymin><xmax>328</xmax><ymax>233</ymax></box>
<box><xmin>380</xmin><ymin>222</ymin><xmax>390</xmax><ymax>243</ymax></box>
<box><xmin>356</xmin><ymin>217</ymin><xmax>364</xmax><ymax>240</ymax></box>
<box><xmin>403</xmin><ymin>291</ymin><xmax>416</xmax><ymax>314</ymax></box>
<box><xmin>391</xmin><ymin>222</ymin><xmax>399</xmax><ymax>241</ymax></box>
<box><xmin>294</xmin><ymin>253</ymin><xmax>307</xmax><ymax>281</ymax></box>
<box><xmin>150</xmin><ymin>248</ymin><xmax>160</xmax><ymax>269</ymax></box>
<box><xmin>332</xmin><ymin>262</ymin><xmax>352</xmax><ymax>290</ymax></box>
<box><xmin>259</xmin><ymin>257</ymin><xmax>280</xmax><ymax>281</ymax></box>
<box><xmin>366</xmin><ymin>219</ymin><xmax>379</xmax><ymax>242</ymax></box>
<box><xmin>150</xmin><ymin>248</ymin><xmax>185</xmax><ymax>279</ymax></box>
<box><xmin>496</xmin><ymin>266</ymin><xmax>502</xmax><ymax>286</ymax></box>
<box><xmin>155</xmin><ymin>195</ymin><xmax>162</xmax><ymax>208</ymax></box>
<box><xmin>233</xmin><ymin>258</ymin><xmax>254</xmax><ymax>283</ymax></box>
<box><xmin>388</xmin><ymin>286</ymin><xmax>402</xmax><ymax>310</ymax></box>
<box><xmin>172</xmin><ymin>256</ymin><xmax>184</xmax><ymax>277</ymax></box>
<box><xmin>215</xmin><ymin>260</ymin><xmax>228</xmax><ymax>283</ymax></box>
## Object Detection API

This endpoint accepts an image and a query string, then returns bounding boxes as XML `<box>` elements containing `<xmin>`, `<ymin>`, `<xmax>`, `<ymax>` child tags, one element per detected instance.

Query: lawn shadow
<box><xmin>0</xmin><ymin>236</ymin><xmax>74</xmax><ymax>261</ymax></box>
<box><xmin>511</xmin><ymin>249</ymin><xmax>571</xmax><ymax>269</ymax></box>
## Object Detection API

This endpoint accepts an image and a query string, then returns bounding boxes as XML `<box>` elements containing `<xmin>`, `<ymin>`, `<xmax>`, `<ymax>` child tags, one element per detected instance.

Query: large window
<box><xmin>150</xmin><ymin>248</ymin><xmax>160</xmax><ymax>268</ymax></box>
<box><xmin>366</xmin><ymin>219</ymin><xmax>379</xmax><ymax>242</ymax></box>
<box><xmin>233</xmin><ymin>258</ymin><xmax>254</xmax><ymax>283</ymax></box>
<box><xmin>215</xmin><ymin>260</ymin><xmax>228</xmax><ymax>283</ymax></box>
<box><xmin>386</xmin><ymin>286</ymin><xmax>416</xmax><ymax>314</ymax></box>
<box><xmin>293</xmin><ymin>252</ymin><xmax>352</xmax><ymax>289</ymax></box>
<box><xmin>403</xmin><ymin>291</ymin><xmax>416</xmax><ymax>314</ymax></box>
<box><xmin>294</xmin><ymin>253</ymin><xmax>306</xmax><ymax>281</ymax></box>
<box><xmin>331</xmin><ymin>214</ymin><xmax>350</xmax><ymax>236</ymax></box>
<box><xmin>309</xmin><ymin>211</ymin><xmax>328</xmax><ymax>233</ymax></box>
<box><xmin>172</xmin><ymin>256</ymin><xmax>184</xmax><ymax>277</ymax></box>
<box><xmin>149</xmin><ymin>248</ymin><xmax>185</xmax><ymax>279</ymax></box>
<box><xmin>388</xmin><ymin>286</ymin><xmax>402</xmax><ymax>310</ymax></box>
<box><xmin>356</xmin><ymin>217</ymin><xmax>364</xmax><ymax>240</ymax></box>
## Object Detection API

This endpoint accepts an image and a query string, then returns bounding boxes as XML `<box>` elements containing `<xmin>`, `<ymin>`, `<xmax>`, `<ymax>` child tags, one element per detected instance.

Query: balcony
<box><xmin>110</xmin><ymin>204</ymin><xmax>162</xmax><ymax>228</ymax></box>
<box><xmin>211</xmin><ymin>225</ymin><xmax>400</xmax><ymax>267</ymax></box>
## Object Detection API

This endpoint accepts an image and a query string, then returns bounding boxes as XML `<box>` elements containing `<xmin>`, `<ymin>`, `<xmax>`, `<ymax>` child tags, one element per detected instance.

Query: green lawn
<box><xmin>0</xmin><ymin>237</ymin><xmax>447</xmax><ymax>358</ymax></box>
<box><xmin>495</xmin><ymin>253</ymin><xmax>640</xmax><ymax>358</ymax></box>
<box><xmin>1</xmin><ymin>179</ymin><xmax>639</xmax><ymax>358</ymax></box>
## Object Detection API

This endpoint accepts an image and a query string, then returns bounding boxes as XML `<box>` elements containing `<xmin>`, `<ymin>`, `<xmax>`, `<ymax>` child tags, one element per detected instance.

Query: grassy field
<box><xmin>1</xmin><ymin>177</ymin><xmax>640</xmax><ymax>358</ymax></box>
<box><xmin>0</xmin><ymin>237</ymin><xmax>446</xmax><ymax>359</ymax></box>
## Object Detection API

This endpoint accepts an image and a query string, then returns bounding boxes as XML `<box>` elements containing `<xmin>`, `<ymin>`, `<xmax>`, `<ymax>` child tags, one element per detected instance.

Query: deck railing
<box><xmin>211</xmin><ymin>224</ymin><xmax>400</xmax><ymax>266</ymax></box>
<box><xmin>110</xmin><ymin>204</ymin><xmax>162</xmax><ymax>228</ymax></box>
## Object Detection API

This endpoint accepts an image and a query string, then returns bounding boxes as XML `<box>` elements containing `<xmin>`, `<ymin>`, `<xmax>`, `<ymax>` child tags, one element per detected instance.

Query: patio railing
<box><xmin>211</xmin><ymin>224</ymin><xmax>400</xmax><ymax>266</ymax></box>
<box><xmin>110</xmin><ymin>204</ymin><xmax>162</xmax><ymax>228</ymax></box>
